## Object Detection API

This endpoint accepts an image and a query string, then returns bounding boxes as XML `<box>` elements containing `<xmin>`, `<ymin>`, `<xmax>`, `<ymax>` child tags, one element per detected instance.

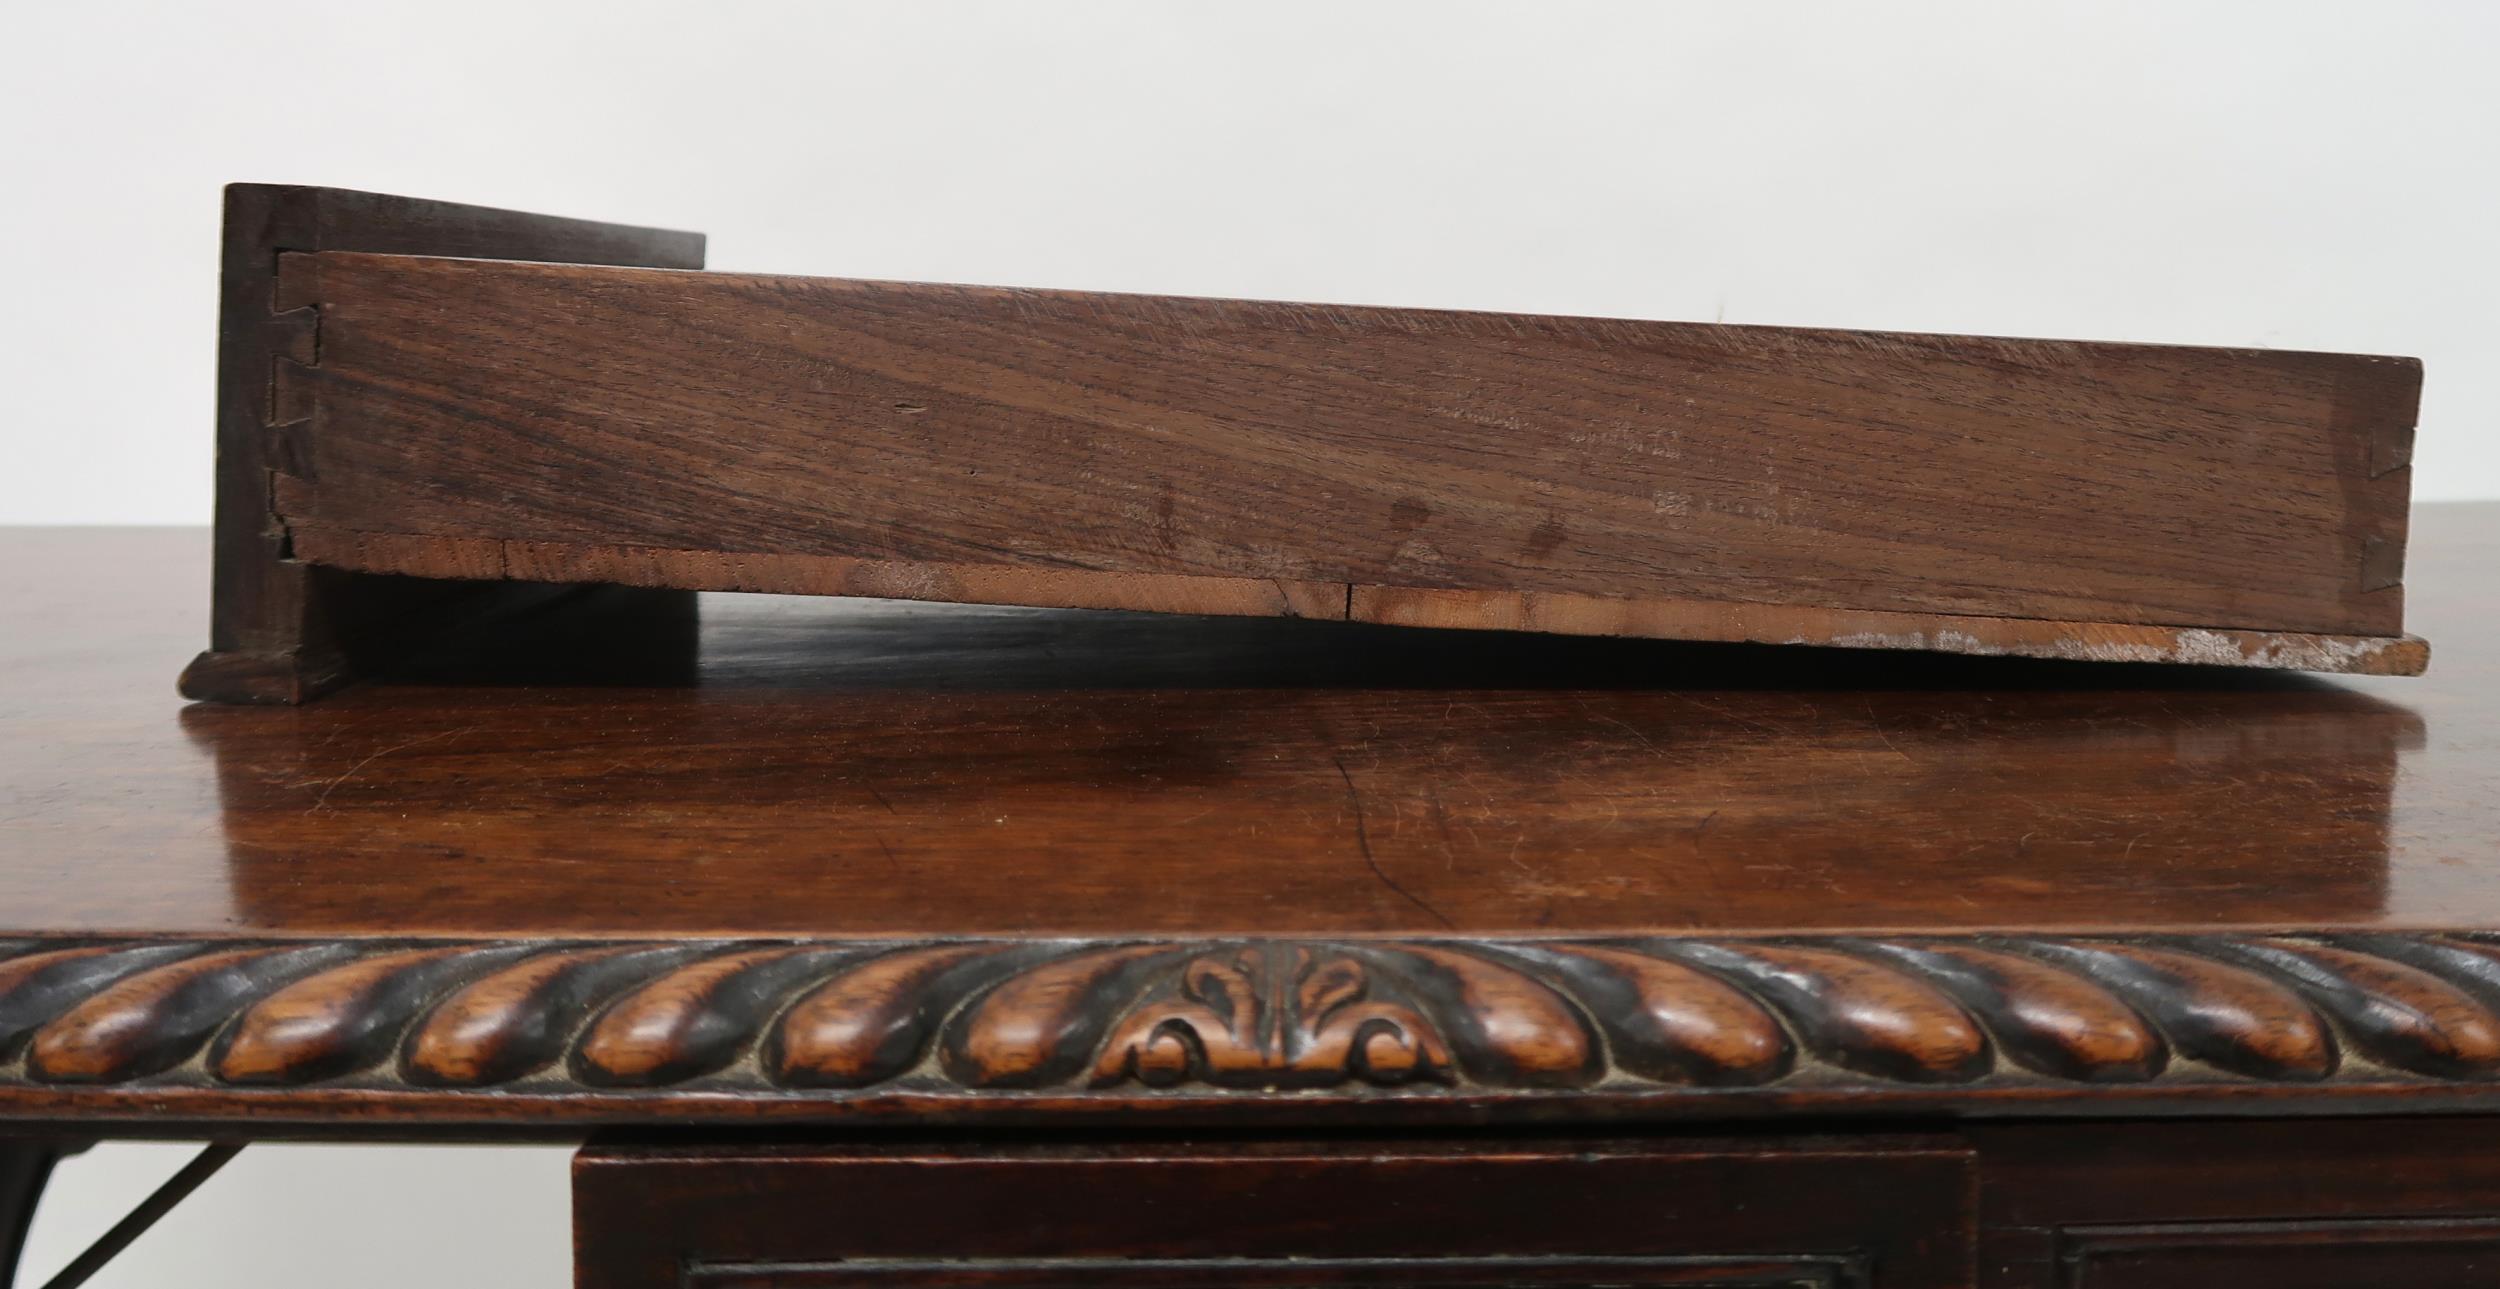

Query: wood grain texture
<box><xmin>263</xmin><ymin>248</ymin><xmax>2418</xmax><ymax>669</ymax></box>
<box><xmin>5</xmin><ymin>516</ymin><xmax>2500</xmax><ymax>1130</ymax></box>
<box><xmin>180</xmin><ymin>184</ymin><xmax>704</xmax><ymax>704</ymax></box>
<box><xmin>11</xmin><ymin>516</ymin><xmax>2500</xmax><ymax>944</ymax></box>
<box><xmin>285</xmin><ymin>526</ymin><xmax>1355</xmax><ymax>623</ymax></box>
<box><xmin>286</xmin><ymin>526</ymin><xmax>2429</xmax><ymax>674</ymax></box>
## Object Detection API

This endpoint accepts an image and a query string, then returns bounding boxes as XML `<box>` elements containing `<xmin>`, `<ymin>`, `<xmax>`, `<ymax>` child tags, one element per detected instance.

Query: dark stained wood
<box><xmin>256</xmin><ymin>243</ymin><xmax>2421</xmax><ymax>679</ymax></box>
<box><xmin>0</xmin><ymin>1139</ymin><xmax>64</xmax><ymax>1289</ymax></box>
<box><xmin>675</xmin><ymin>1261</ymin><xmax>1885</xmax><ymax>1289</ymax></box>
<box><xmin>8</xmin><ymin>507</ymin><xmax>2500</xmax><ymax>941</ymax></box>
<box><xmin>1977</xmin><ymin>1117</ymin><xmax>2500</xmax><ymax>1229</ymax></box>
<box><xmin>2052</xmin><ymin>1221</ymin><xmax>2500</xmax><ymax>1289</ymax></box>
<box><xmin>572</xmin><ymin>1124</ymin><xmax>2500</xmax><ymax>1289</ymax></box>
<box><xmin>1973</xmin><ymin>1118</ymin><xmax>2500</xmax><ymax>1287</ymax></box>
<box><xmin>181</xmin><ymin>184</ymin><xmax>705</xmax><ymax>705</ymax></box>
<box><xmin>570</xmin><ymin>1137</ymin><xmax>1976</xmax><ymax>1289</ymax></box>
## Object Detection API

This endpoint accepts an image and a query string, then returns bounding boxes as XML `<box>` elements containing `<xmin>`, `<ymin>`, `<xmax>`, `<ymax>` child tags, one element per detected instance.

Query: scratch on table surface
<box><xmin>1584</xmin><ymin>702</ymin><xmax>1664</xmax><ymax>756</ymax></box>
<box><xmin>1863</xmin><ymin>698</ymin><xmax>1912</xmax><ymax>761</ymax></box>
<box><xmin>1424</xmin><ymin>784</ymin><xmax>1461</xmax><ymax>870</ymax></box>
<box><xmin>303</xmin><ymin>727</ymin><xmax>470</xmax><ymax>812</ymax></box>
<box><xmin>1334</xmin><ymin>755</ymin><xmax>1455</xmax><ymax>930</ymax></box>
<box><xmin>1671</xmin><ymin>692</ymin><xmax>1784</xmax><ymax>736</ymax></box>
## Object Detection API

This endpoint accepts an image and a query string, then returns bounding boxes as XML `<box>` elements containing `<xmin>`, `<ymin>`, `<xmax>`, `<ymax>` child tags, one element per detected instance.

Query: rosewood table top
<box><xmin>2</xmin><ymin>506</ymin><xmax>2496</xmax><ymax>1131</ymax></box>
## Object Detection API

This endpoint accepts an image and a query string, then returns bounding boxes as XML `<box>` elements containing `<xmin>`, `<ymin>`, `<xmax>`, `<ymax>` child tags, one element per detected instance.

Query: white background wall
<box><xmin>3</xmin><ymin>3</ymin><xmax>2495</xmax><ymax>1285</ymax></box>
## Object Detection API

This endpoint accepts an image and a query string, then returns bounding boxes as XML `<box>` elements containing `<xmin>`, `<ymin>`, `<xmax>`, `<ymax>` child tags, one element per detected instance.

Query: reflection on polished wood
<box><xmin>1</xmin><ymin>509</ymin><xmax>2495</xmax><ymax>939</ymax></box>
<box><xmin>0</xmin><ymin>510</ymin><xmax>2496</xmax><ymax>1130</ymax></box>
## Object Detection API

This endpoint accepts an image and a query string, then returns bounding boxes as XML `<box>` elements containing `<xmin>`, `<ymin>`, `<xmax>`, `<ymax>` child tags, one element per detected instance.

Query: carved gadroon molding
<box><xmin>4</xmin><ymin>934</ymin><xmax>2500</xmax><ymax>1110</ymax></box>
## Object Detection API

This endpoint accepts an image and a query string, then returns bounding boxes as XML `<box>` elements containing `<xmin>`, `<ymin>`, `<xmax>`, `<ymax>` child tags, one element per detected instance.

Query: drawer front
<box><xmin>685</xmin><ymin>1254</ymin><xmax>1854</xmax><ymax>1288</ymax></box>
<box><xmin>2062</xmin><ymin>1219</ymin><xmax>2500</xmax><ymax>1289</ymax></box>
<box><xmin>574</xmin><ymin>1138</ymin><xmax>1973</xmax><ymax>1289</ymax></box>
<box><xmin>1976</xmin><ymin>1119</ymin><xmax>2500</xmax><ymax>1289</ymax></box>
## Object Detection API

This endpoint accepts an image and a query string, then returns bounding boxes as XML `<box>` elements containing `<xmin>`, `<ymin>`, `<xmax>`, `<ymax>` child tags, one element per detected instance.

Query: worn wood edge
<box><xmin>286</xmin><ymin>527</ymin><xmax>2429</xmax><ymax>676</ymax></box>
<box><xmin>4</xmin><ymin>933</ymin><xmax>2499</xmax><ymax>1124</ymax></box>
<box><xmin>1353</xmin><ymin>585</ymin><xmax>2431</xmax><ymax>676</ymax></box>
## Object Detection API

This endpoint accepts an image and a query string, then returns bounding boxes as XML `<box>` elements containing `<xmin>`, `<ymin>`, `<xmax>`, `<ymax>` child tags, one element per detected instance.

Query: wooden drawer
<box><xmin>2058</xmin><ymin>1219</ymin><xmax>2500</xmax><ymax>1289</ymax></box>
<box><xmin>573</xmin><ymin>1137</ymin><xmax>1975</xmax><ymax>1289</ymax></box>
<box><xmin>1976</xmin><ymin>1119</ymin><xmax>2500</xmax><ymax>1289</ymax></box>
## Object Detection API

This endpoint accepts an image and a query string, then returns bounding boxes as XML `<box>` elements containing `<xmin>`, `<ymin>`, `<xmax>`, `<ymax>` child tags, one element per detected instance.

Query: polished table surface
<box><xmin>5</xmin><ymin>510</ymin><xmax>2494</xmax><ymax>941</ymax></box>
<box><xmin>0</xmin><ymin>508</ymin><xmax>2496</xmax><ymax>1128</ymax></box>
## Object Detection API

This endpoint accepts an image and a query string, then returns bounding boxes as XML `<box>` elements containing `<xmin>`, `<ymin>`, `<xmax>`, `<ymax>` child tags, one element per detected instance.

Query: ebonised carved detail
<box><xmin>4</xmin><ymin>934</ymin><xmax>2500</xmax><ymax>1106</ymax></box>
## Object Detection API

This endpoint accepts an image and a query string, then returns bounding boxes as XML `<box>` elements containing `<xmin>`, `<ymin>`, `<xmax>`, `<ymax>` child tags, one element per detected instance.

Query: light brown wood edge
<box><xmin>286</xmin><ymin>527</ymin><xmax>2429</xmax><ymax>676</ymax></box>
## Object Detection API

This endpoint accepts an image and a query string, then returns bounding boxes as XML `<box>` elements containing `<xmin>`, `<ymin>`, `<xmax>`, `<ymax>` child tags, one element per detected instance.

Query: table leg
<box><xmin>0</xmin><ymin>1140</ymin><xmax>63</xmax><ymax>1289</ymax></box>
